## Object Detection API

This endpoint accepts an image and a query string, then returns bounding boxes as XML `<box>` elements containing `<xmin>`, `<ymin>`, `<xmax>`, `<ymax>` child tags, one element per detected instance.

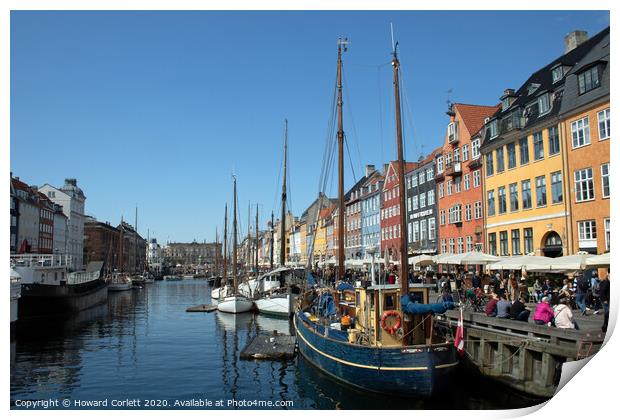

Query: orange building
<box><xmin>436</xmin><ymin>103</ymin><xmax>499</xmax><ymax>255</ymax></box>
<box><xmin>559</xmin><ymin>28</ymin><xmax>610</xmax><ymax>254</ymax></box>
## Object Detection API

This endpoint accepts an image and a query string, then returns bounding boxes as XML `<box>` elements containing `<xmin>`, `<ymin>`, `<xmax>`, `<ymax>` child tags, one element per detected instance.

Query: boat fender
<box><xmin>380</xmin><ymin>310</ymin><xmax>401</xmax><ymax>335</ymax></box>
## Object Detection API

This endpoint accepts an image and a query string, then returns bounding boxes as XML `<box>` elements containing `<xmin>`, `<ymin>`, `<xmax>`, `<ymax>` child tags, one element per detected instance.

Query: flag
<box><xmin>454</xmin><ymin>307</ymin><xmax>465</xmax><ymax>356</ymax></box>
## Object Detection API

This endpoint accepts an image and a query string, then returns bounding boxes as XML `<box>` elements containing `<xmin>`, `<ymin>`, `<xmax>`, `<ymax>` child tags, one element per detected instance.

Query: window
<box><xmin>454</xmin><ymin>179</ymin><xmax>461</xmax><ymax>193</ymax></box>
<box><xmin>499</xmin><ymin>231</ymin><xmax>509</xmax><ymax>255</ymax></box>
<box><xmin>427</xmin><ymin>167</ymin><xmax>434</xmax><ymax>179</ymax></box>
<box><xmin>496</xmin><ymin>147</ymin><xmax>505</xmax><ymax>172</ymax></box>
<box><xmin>407</xmin><ymin>197</ymin><xmax>411</xmax><ymax>212</ymax></box>
<box><xmin>412</xmin><ymin>221</ymin><xmax>419</xmax><ymax>242</ymax></box>
<box><xmin>489</xmin><ymin>119</ymin><xmax>498</xmax><ymax>138</ymax></box>
<box><xmin>428</xmin><ymin>189</ymin><xmax>435</xmax><ymax>206</ymax></box>
<box><xmin>536</xmin><ymin>175</ymin><xmax>547</xmax><ymax>207</ymax></box>
<box><xmin>462</xmin><ymin>144</ymin><xmax>469</xmax><ymax>161</ymax></box>
<box><xmin>474</xmin><ymin>201</ymin><xmax>482</xmax><ymax>219</ymax></box>
<box><xmin>449</xmin><ymin>238</ymin><xmax>455</xmax><ymax>254</ymax></box>
<box><xmin>507</xmin><ymin>142</ymin><xmax>516</xmax><ymax>169</ymax></box>
<box><xmin>420</xmin><ymin>219</ymin><xmax>427</xmax><ymax>241</ymax></box>
<box><xmin>601</xmin><ymin>163</ymin><xmax>609</xmax><ymax>198</ymax></box>
<box><xmin>447</xmin><ymin>180</ymin><xmax>452</xmax><ymax>195</ymax></box>
<box><xmin>519</xmin><ymin>138</ymin><xmax>529</xmax><ymax>165</ymax></box>
<box><xmin>487</xmin><ymin>190</ymin><xmax>495</xmax><ymax>216</ymax></box>
<box><xmin>406</xmin><ymin>177</ymin><xmax>411</xmax><ymax>189</ymax></box>
<box><xmin>428</xmin><ymin>218</ymin><xmax>436</xmax><ymax>240</ymax></box>
<box><xmin>533</xmin><ymin>132</ymin><xmax>544</xmax><ymax>160</ymax></box>
<box><xmin>486</xmin><ymin>152</ymin><xmax>494</xmax><ymax>176</ymax></box>
<box><xmin>465</xmin><ymin>204</ymin><xmax>472</xmax><ymax>221</ymax></box>
<box><xmin>457</xmin><ymin>237</ymin><xmax>464</xmax><ymax>253</ymax></box>
<box><xmin>524</xmin><ymin>228</ymin><xmax>534</xmax><ymax>255</ymax></box>
<box><xmin>578</xmin><ymin>66</ymin><xmax>601</xmax><ymax>95</ymax></box>
<box><xmin>419</xmin><ymin>192</ymin><xmax>426</xmax><ymax>208</ymax></box>
<box><xmin>464</xmin><ymin>174</ymin><xmax>470</xmax><ymax>190</ymax></box>
<box><xmin>598</xmin><ymin>108</ymin><xmax>610</xmax><ymax>140</ymax></box>
<box><xmin>412</xmin><ymin>196</ymin><xmax>418</xmax><ymax>210</ymax></box>
<box><xmin>441</xmin><ymin>239</ymin><xmax>446</xmax><ymax>254</ymax></box>
<box><xmin>502</xmin><ymin>97</ymin><xmax>511</xmax><ymax>111</ymax></box>
<box><xmin>411</xmin><ymin>174</ymin><xmax>418</xmax><ymax>188</ymax></box>
<box><xmin>473</xmin><ymin>170</ymin><xmax>481</xmax><ymax>188</ymax></box>
<box><xmin>453</xmin><ymin>148</ymin><xmax>460</xmax><ymax>164</ymax></box>
<box><xmin>498</xmin><ymin>186</ymin><xmax>507</xmax><ymax>214</ymax></box>
<box><xmin>437</xmin><ymin>156</ymin><xmax>444</xmax><ymax>173</ymax></box>
<box><xmin>466</xmin><ymin>236</ymin><xmax>473</xmax><ymax>252</ymax></box>
<box><xmin>419</xmin><ymin>171</ymin><xmax>426</xmax><ymax>185</ymax></box>
<box><xmin>604</xmin><ymin>218</ymin><xmax>610</xmax><ymax>251</ymax></box>
<box><xmin>538</xmin><ymin>93</ymin><xmax>550</xmax><ymax>115</ymax></box>
<box><xmin>551</xmin><ymin>171</ymin><xmax>563</xmax><ymax>204</ymax></box>
<box><xmin>551</xmin><ymin>65</ymin><xmax>564</xmax><ymax>83</ymax></box>
<box><xmin>511</xmin><ymin>229</ymin><xmax>521</xmax><ymax>255</ymax></box>
<box><xmin>448</xmin><ymin>122</ymin><xmax>457</xmax><ymax>141</ymax></box>
<box><xmin>449</xmin><ymin>205</ymin><xmax>462</xmax><ymax>224</ymax></box>
<box><xmin>509</xmin><ymin>183</ymin><xmax>519</xmax><ymax>211</ymax></box>
<box><xmin>522</xmin><ymin>179</ymin><xmax>532</xmax><ymax>209</ymax></box>
<box><xmin>438</xmin><ymin>183</ymin><xmax>444</xmax><ymax>198</ymax></box>
<box><xmin>578</xmin><ymin>220</ymin><xmax>597</xmax><ymax>241</ymax></box>
<box><xmin>548</xmin><ymin>126</ymin><xmax>560</xmax><ymax>155</ymax></box>
<box><xmin>574</xmin><ymin>168</ymin><xmax>594</xmax><ymax>202</ymax></box>
<box><xmin>439</xmin><ymin>210</ymin><xmax>446</xmax><ymax>225</ymax></box>
<box><xmin>488</xmin><ymin>233</ymin><xmax>497</xmax><ymax>256</ymax></box>
<box><xmin>571</xmin><ymin>117</ymin><xmax>591</xmax><ymax>148</ymax></box>
<box><xmin>472</xmin><ymin>138</ymin><xmax>481</xmax><ymax>159</ymax></box>
<box><xmin>446</xmin><ymin>152</ymin><xmax>452</xmax><ymax>167</ymax></box>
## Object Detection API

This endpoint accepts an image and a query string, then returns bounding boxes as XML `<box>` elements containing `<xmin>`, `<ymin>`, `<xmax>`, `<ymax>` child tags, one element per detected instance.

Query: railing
<box><xmin>67</xmin><ymin>270</ymin><xmax>101</xmax><ymax>285</ymax></box>
<box><xmin>10</xmin><ymin>254</ymin><xmax>72</xmax><ymax>268</ymax></box>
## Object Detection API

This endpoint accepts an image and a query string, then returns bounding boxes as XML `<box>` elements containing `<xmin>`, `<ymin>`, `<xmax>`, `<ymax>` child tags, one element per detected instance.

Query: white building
<box><xmin>40</xmin><ymin>179</ymin><xmax>86</xmax><ymax>270</ymax></box>
<box><xmin>53</xmin><ymin>209</ymin><xmax>68</xmax><ymax>255</ymax></box>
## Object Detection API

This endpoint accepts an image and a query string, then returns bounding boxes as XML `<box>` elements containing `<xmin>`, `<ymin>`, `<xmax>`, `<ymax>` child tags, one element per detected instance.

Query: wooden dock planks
<box><xmin>240</xmin><ymin>334</ymin><xmax>297</xmax><ymax>360</ymax></box>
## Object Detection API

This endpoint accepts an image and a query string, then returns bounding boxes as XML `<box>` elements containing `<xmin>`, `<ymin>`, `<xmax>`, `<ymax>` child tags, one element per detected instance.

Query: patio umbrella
<box><xmin>450</xmin><ymin>251</ymin><xmax>501</xmax><ymax>265</ymax></box>
<box><xmin>408</xmin><ymin>254</ymin><xmax>435</xmax><ymax>266</ymax></box>
<box><xmin>586</xmin><ymin>253</ymin><xmax>610</xmax><ymax>267</ymax></box>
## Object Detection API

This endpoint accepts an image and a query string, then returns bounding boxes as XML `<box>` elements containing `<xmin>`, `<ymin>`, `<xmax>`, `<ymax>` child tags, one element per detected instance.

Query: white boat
<box><xmin>164</xmin><ymin>275</ymin><xmax>181</xmax><ymax>281</ymax></box>
<box><xmin>183</xmin><ymin>275</ymin><xmax>194</xmax><ymax>279</ymax></box>
<box><xmin>107</xmin><ymin>273</ymin><xmax>132</xmax><ymax>292</ymax></box>
<box><xmin>238</xmin><ymin>267</ymin><xmax>286</xmax><ymax>298</ymax></box>
<box><xmin>211</xmin><ymin>284</ymin><xmax>227</xmax><ymax>300</ymax></box>
<box><xmin>255</xmin><ymin>291</ymin><xmax>297</xmax><ymax>317</ymax></box>
<box><xmin>10</xmin><ymin>269</ymin><xmax>21</xmax><ymax>324</ymax></box>
<box><xmin>217</xmin><ymin>294</ymin><xmax>254</xmax><ymax>313</ymax></box>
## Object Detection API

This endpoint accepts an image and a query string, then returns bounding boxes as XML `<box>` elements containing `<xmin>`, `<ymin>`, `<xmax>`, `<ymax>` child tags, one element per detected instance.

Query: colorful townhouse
<box><xmin>380</xmin><ymin>161</ymin><xmax>417</xmax><ymax>260</ymax></box>
<box><xmin>558</xmin><ymin>28</ymin><xmax>610</xmax><ymax>255</ymax></box>
<box><xmin>436</xmin><ymin>103</ymin><xmax>499</xmax><ymax>255</ymax></box>
<box><xmin>481</xmin><ymin>29</ymin><xmax>607</xmax><ymax>257</ymax></box>
<box><xmin>360</xmin><ymin>167</ymin><xmax>384</xmax><ymax>259</ymax></box>
<box><xmin>406</xmin><ymin>149</ymin><xmax>441</xmax><ymax>256</ymax></box>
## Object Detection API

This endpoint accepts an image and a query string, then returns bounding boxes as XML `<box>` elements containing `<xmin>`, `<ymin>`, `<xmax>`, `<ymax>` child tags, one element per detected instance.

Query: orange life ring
<box><xmin>380</xmin><ymin>310</ymin><xmax>402</xmax><ymax>335</ymax></box>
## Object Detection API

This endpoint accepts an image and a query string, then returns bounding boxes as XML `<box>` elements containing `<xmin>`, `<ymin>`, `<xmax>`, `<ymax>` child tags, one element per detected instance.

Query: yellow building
<box><xmin>312</xmin><ymin>207</ymin><xmax>332</xmax><ymax>262</ymax></box>
<box><xmin>481</xmin><ymin>29</ymin><xmax>607</xmax><ymax>258</ymax></box>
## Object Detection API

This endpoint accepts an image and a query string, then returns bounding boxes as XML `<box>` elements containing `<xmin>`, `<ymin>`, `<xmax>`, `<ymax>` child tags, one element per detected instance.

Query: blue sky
<box><xmin>10</xmin><ymin>10</ymin><xmax>609</xmax><ymax>243</ymax></box>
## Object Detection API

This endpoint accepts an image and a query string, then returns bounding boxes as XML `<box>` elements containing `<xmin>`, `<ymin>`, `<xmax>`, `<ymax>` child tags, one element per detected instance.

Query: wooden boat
<box><xmin>108</xmin><ymin>273</ymin><xmax>133</xmax><ymax>292</ymax></box>
<box><xmin>293</xmin><ymin>37</ymin><xmax>457</xmax><ymax>397</ymax></box>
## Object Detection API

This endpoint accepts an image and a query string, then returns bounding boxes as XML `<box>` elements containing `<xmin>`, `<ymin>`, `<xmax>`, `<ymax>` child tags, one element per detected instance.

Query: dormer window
<box><xmin>578</xmin><ymin>65</ymin><xmax>601</xmax><ymax>95</ymax></box>
<box><xmin>551</xmin><ymin>65</ymin><xmax>564</xmax><ymax>83</ymax></box>
<box><xmin>502</xmin><ymin>97</ymin><xmax>511</xmax><ymax>111</ymax></box>
<box><xmin>538</xmin><ymin>93</ymin><xmax>551</xmax><ymax>115</ymax></box>
<box><xmin>489</xmin><ymin>119</ymin><xmax>498</xmax><ymax>139</ymax></box>
<box><xmin>527</xmin><ymin>83</ymin><xmax>541</xmax><ymax>95</ymax></box>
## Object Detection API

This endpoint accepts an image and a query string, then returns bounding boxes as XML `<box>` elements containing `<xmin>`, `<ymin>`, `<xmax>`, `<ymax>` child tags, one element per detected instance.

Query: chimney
<box><xmin>65</xmin><ymin>178</ymin><xmax>77</xmax><ymax>187</ymax></box>
<box><xmin>564</xmin><ymin>30</ymin><xmax>588</xmax><ymax>53</ymax></box>
<box><xmin>365</xmin><ymin>164</ymin><xmax>376</xmax><ymax>177</ymax></box>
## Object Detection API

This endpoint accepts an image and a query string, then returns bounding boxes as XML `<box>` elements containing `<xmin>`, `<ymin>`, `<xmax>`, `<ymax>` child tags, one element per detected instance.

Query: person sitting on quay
<box><xmin>485</xmin><ymin>293</ymin><xmax>499</xmax><ymax>317</ymax></box>
<box><xmin>496</xmin><ymin>294</ymin><xmax>511</xmax><ymax>319</ymax></box>
<box><xmin>472</xmin><ymin>270</ymin><xmax>482</xmax><ymax>290</ymax></box>
<box><xmin>554</xmin><ymin>297</ymin><xmax>578</xmax><ymax>330</ymax></box>
<box><xmin>533</xmin><ymin>296</ymin><xmax>555</xmax><ymax>326</ymax></box>
<box><xmin>533</xmin><ymin>278</ymin><xmax>544</xmax><ymax>303</ymax></box>
<box><xmin>510</xmin><ymin>295</ymin><xmax>531</xmax><ymax>322</ymax></box>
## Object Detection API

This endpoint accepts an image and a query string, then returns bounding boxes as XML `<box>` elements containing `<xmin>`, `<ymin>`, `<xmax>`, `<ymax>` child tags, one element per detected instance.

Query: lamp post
<box><xmin>368</xmin><ymin>245</ymin><xmax>378</xmax><ymax>286</ymax></box>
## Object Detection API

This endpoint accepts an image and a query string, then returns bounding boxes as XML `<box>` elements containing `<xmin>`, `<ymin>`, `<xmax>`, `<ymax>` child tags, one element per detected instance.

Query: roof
<box><xmin>319</xmin><ymin>205</ymin><xmax>335</xmax><ymax>219</ymax></box>
<box><xmin>454</xmin><ymin>103</ymin><xmax>501</xmax><ymax>138</ymax></box>
<box><xmin>386</xmin><ymin>161</ymin><xmax>418</xmax><ymax>181</ymax></box>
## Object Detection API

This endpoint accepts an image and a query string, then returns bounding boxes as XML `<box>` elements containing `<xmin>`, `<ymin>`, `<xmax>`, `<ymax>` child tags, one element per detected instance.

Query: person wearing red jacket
<box><xmin>533</xmin><ymin>296</ymin><xmax>555</xmax><ymax>326</ymax></box>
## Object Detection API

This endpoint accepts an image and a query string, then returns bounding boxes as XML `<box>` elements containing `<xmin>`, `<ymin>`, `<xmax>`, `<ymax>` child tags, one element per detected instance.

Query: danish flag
<box><xmin>454</xmin><ymin>307</ymin><xmax>465</xmax><ymax>356</ymax></box>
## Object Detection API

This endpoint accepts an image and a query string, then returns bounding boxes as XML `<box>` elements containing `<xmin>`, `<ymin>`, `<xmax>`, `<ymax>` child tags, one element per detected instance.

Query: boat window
<box><xmin>408</xmin><ymin>291</ymin><xmax>425</xmax><ymax>304</ymax></box>
<box><xmin>384</xmin><ymin>294</ymin><xmax>396</xmax><ymax>310</ymax></box>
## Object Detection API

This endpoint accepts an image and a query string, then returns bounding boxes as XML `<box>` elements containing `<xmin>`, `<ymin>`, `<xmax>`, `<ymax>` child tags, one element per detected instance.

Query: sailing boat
<box><xmin>217</xmin><ymin>176</ymin><xmax>254</xmax><ymax>313</ymax></box>
<box><xmin>293</xmin><ymin>38</ymin><xmax>458</xmax><ymax>397</ymax></box>
<box><xmin>108</xmin><ymin>216</ymin><xmax>133</xmax><ymax>292</ymax></box>
<box><xmin>211</xmin><ymin>205</ymin><xmax>228</xmax><ymax>300</ymax></box>
<box><xmin>254</xmin><ymin>120</ymin><xmax>301</xmax><ymax>317</ymax></box>
<box><xmin>208</xmin><ymin>228</ymin><xmax>220</xmax><ymax>287</ymax></box>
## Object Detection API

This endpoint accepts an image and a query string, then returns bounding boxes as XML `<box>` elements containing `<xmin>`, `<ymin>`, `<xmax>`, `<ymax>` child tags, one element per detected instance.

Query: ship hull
<box><xmin>255</xmin><ymin>294</ymin><xmax>296</xmax><ymax>317</ymax></box>
<box><xmin>18</xmin><ymin>279</ymin><xmax>108</xmax><ymax>317</ymax></box>
<box><xmin>217</xmin><ymin>296</ymin><xmax>254</xmax><ymax>314</ymax></box>
<box><xmin>294</xmin><ymin>312</ymin><xmax>458</xmax><ymax>398</ymax></box>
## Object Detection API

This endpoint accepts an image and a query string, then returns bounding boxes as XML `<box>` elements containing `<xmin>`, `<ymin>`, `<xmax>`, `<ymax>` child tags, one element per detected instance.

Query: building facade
<box><xmin>437</xmin><ymin>103</ymin><xmax>497</xmax><ymax>255</ymax></box>
<box><xmin>360</xmin><ymin>169</ymin><xmax>384</xmax><ymax>259</ymax></box>
<box><xmin>40</xmin><ymin>178</ymin><xmax>87</xmax><ymax>270</ymax></box>
<box><xmin>165</xmin><ymin>241</ymin><xmax>220</xmax><ymax>267</ymax></box>
<box><xmin>559</xmin><ymin>28</ymin><xmax>610</xmax><ymax>255</ymax></box>
<box><xmin>406</xmin><ymin>150</ymin><xmax>440</xmax><ymax>255</ymax></box>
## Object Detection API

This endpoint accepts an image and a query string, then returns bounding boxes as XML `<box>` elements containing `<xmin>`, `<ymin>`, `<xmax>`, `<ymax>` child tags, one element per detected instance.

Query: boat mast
<box><xmin>119</xmin><ymin>216</ymin><xmax>124</xmax><ymax>273</ymax></box>
<box><xmin>134</xmin><ymin>206</ymin><xmax>138</xmax><ymax>274</ymax></box>
<box><xmin>232</xmin><ymin>178</ymin><xmax>238</xmax><ymax>291</ymax></box>
<box><xmin>392</xmin><ymin>45</ymin><xmax>409</xmax><ymax>297</ymax></box>
<box><xmin>280</xmin><ymin>119</ymin><xmax>288</xmax><ymax>268</ymax></box>
<box><xmin>223</xmin><ymin>204</ymin><xmax>228</xmax><ymax>282</ymax></box>
<box><xmin>255</xmin><ymin>204</ymin><xmax>259</xmax><ymax>275</ymax></box>
<box><xmin>270</xmin><ymin>211</ymin><xmax>274</xmax><ymax>270</ymax></box>
<box><xmin>336</xmin><ymin>38</ymin><xmax>348</xmax><ymax>281</ymax></box>
<box><xmin>215</xmin><ymin>227</ymin><xmax>219</xmax><ymax>277</ymax></box>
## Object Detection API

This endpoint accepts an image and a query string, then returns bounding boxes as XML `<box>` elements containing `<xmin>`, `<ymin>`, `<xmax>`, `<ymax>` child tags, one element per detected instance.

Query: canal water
<box><xmin>11</xmin><ymin>279</ymin><xmax>546</xmax><ymax>410</ymax></box>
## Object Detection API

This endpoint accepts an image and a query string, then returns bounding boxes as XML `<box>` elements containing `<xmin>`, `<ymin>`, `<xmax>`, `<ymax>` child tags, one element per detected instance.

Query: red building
<box><xmin>380</xmin><ymin>161</ymin><xmax>417</xmax><ymax>260</ymax></box>
<box><xmin>436</xmin><ymin>103</ymin><xmax>499</xmax><ymax>256</ymax></box>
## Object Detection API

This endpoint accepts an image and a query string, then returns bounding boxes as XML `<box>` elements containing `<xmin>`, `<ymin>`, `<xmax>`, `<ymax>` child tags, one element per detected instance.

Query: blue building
<box><xmin>360</xmin><ymin>165</ymin><xmax>384</xmax><ymax>259</ymax></box>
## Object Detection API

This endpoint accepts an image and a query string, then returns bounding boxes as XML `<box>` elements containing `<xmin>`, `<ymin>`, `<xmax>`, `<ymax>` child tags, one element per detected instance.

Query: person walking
<box><xmin>575</xmin><ymin>273</ymin><xmax>590</xmax><ymax>315</ymax></box>
<box><xmin>599</xmin><ymin>273</ymin><xmax>610</xmax><ymax>333</ymax></box>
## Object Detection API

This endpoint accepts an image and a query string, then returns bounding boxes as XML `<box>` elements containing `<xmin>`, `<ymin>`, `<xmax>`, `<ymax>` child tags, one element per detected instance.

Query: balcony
<box><xmin>446</xmin><ymin>162</ymin><xmax>462</xmax><ymax>178</ymax></box>
<box><xmin>467</xmin><ymin>157</ymin><xmax>482</xmax><ymax>169</ymax></box>
<box><xmin>435</xmin><ymin>170</ymin><xmax>445</xmax><ymax>181</ymax></box>
<box><xmin>448</xmin><ymin>133</ymin><xmax>458</xmax><ymax>145</ymax></box>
